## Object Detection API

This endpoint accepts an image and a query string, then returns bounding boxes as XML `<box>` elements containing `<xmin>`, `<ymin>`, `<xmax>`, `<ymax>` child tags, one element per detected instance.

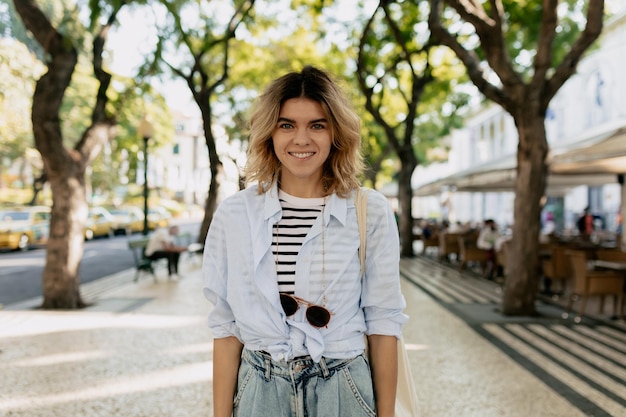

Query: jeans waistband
<box><xmin>242</xmin><ymin>349</ymin><xmax>360</xmax><ymax>381</ymax></box>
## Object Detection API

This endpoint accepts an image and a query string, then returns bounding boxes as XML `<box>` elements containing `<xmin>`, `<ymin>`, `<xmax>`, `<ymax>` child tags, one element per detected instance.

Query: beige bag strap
<box><xmin>355</xmin><ymin>187</ymin><xmax>370</xmax><ymax>277</ymax></box>
<box><xmin>356</xmin><ymin>188</ymin><xmax>419</xmax><ymax>416</ymax></box>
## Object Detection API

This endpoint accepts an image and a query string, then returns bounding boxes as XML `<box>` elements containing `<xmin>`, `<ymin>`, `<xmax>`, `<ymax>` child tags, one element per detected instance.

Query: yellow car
<box><xmin>85</xmin><ymin>207</ymin><xmax>117</xmax><ymax>240</ymax></box>
<box><xmin>107</xmin><ymin>206</ymin><xmax>145</xmax><ymax>235</ymax></box>
<box><xmin>0</xmin><ymin>206</ymin><xmax>51</xmax><ymax>251</ymax></box>
<box><xmin>148</xmin><ymin>207</ymin><xmax>171</xmax><ymax>230</ymax></box>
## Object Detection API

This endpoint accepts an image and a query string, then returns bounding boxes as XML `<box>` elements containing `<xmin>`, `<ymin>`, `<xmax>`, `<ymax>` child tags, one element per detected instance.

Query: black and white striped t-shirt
<box><xmin>273</xmin><ymin>190</ymin><xmax>325</xmax><ymax>294</ymax></box>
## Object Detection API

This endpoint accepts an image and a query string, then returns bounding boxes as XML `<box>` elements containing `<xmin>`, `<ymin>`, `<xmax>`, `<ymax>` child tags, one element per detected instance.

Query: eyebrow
<box><xmin>277</xmin><ymin>117</ymin><xmax>328</xmax><ymax>124</ymax></box>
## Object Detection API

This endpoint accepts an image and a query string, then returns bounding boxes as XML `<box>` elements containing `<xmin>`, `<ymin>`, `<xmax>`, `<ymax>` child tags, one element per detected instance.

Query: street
<box><xmin>0</xmin><ymin>221</ymin><xmax>202</xmax><ymax>307</ymax></box>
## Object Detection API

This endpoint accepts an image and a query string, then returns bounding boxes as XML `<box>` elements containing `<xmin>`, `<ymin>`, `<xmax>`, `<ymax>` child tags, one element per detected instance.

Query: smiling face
<box><xmin>272</xmin><ymin>98</ymin><xmax>332</xmax><ymax>197</ymax></box>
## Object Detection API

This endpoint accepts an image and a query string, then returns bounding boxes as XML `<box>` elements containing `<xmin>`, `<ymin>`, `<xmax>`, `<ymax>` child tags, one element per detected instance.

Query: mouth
<box><xmin>289</xmin><ymin>152</ymin><xmax>315</xmax><ymax>159</ymax></box>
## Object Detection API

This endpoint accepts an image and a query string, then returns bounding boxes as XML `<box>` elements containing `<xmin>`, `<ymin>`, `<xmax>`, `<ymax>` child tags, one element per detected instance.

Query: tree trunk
<box><xmin>43</xmin><ymin>168</ymin><xmax>88</xmax><ymax>308</ymax></box>
<box><xmin>29</xmin><ymin>170</ymin><xmax>47</xmax><ymax>206</ymax></box>
<box><xmin>15</xmin><ymin>0</ymin><xmax>120</xmax><ymax>308</ymax></box>
<box><xmin>501</xmin><ymin>113</ymin><xmax>548</xmax><ymax>316</ymax></box>
<box><xmin>16</xmin><ymin>0</ymin><xmax>87</xmax><ymax>309</ymax></box>
<box><xmin>198</xmin><ymin>103</ymin><xmax>223</xmax><ymax>244</ymax></box>
<box><xmin>398</xmin><ymin>147</ymin><xmax>418</xmax><ymax>258</ymax></box>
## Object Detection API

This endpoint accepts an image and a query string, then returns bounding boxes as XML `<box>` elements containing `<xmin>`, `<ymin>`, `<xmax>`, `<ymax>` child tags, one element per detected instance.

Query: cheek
<box><xmin>271</xmin><ymin>137</ymin><xmax>285</xmax><ymax>155</ymax></box>
<box><xmin>323</xmin><ymin>139</ymin><xmax>334</xmax><ymax>158</ymax></box>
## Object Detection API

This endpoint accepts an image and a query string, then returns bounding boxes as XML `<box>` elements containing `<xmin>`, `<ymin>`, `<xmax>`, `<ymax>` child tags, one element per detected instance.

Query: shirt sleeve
<box><xmin>360</xmin><ymin>191</ymin><xmax>408</xmax><ymax>338</ymax></box>
<box><xmin>202</xmin><ymin>202</ymin><xmax>242</xmax><ymax>340</ymax></box>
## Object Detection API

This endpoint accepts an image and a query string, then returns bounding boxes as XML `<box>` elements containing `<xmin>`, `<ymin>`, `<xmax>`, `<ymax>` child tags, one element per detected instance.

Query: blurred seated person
<box><xmin>477</xmin><ymin>219</ymin><xmax>501</xmax><ymax>279</ymax></box>
<box><xmin>420</xmin><ymin>219</ymin><xmax>438</xmax><ymax>239</ymax></box>
<box><xmin>576</xmin><ymin>207</ymin><xmax>594</xmax><ymax>238</ymax></box>
<box><xmin>448</xmin><ymin>221</ymin><xmax>471</xmax><ymax>234</ymax></box>
<box><xmin>542</xmin><ymin>211</ymin><xmax>556</xmax><ymax>236</ymax></box>
<box><xmin>145</xmin><ymin>225</ymin><xmax>188</xmax><ymax>278</ymax></box>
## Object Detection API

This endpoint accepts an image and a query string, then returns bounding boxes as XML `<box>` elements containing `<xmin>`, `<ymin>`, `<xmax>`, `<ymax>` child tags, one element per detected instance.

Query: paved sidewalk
<box><xmin>0</xmin><ymin>258</ymin><xmax>607</xmax><ymax>417</ymax></box>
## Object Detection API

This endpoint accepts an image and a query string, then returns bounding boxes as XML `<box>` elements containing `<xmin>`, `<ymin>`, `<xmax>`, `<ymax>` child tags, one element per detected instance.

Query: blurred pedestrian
<box><xmin>576</xmin><ymin>207</ymin><xmax>594</xmax><ymax>237</ymax></box>
<box><xmin>477</xmin><ymin>219</ymin><xmax>501</xmax><ymax>279</ymax></box>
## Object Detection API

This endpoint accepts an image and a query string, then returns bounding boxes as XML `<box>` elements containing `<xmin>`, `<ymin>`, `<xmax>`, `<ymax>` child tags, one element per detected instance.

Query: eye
<box><xmin>311</xmin><ymin>123</ymin><xmax>326</xmax><ymax>130</ymax></box>
<box><xmin>278</xmin><ymin>122</ymin><xmax>294</xmax><ymax>129</ymax></box>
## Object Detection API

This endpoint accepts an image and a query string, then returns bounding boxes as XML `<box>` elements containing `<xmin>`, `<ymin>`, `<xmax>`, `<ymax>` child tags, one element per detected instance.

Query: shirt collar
<box><xmin>323</xmin><ymin>191</ymin><xmax>348</xmax><ymax>227</ymax></box>
<box><xmin>263</xmin><ymin>182</ymin><xmax>282</xmax><ymax>222</ymax></box>
<box><xmin>262</xmin><ymin>182</ymin><xmax>350</xmax><ymax>227</ymax></box>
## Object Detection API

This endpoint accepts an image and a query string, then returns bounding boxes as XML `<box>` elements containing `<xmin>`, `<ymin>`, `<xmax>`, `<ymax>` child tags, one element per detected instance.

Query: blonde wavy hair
<box><xmin>244</xmin><ymin>66</ymin><xmax>364</xmax><ymax>198</ymax></box>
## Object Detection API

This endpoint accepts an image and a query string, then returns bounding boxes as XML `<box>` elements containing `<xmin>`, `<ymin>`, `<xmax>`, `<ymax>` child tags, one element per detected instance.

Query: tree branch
<box><xmin>546</xmin><ymin>0</ymin><xmax>604</xmax><ymax>104</ymax></box>
<box><xmin>530</xmin><ymin>0</ymin><xmax>557</xmax><ymax>93</ymax></box>
<box><xmin>76</xmin><ymin>2</ymin><xmax>125</xmax><ymax>163</ymax></box>
<box><xmin>356</xmin><ymin>7</ymin><xmax>401</xmax><ymax>150</ymax></box>
<box><xmin>429</xmin><ymin>0</ymin><xmax>512</xmax><ymax>110</ymax></box>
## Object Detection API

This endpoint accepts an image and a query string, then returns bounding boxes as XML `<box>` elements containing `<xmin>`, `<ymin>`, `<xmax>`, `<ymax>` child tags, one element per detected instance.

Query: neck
<box><xmin>278</xmin><ymin>180</ymin><xmax>326</xmax><ymax>198</ymax></box>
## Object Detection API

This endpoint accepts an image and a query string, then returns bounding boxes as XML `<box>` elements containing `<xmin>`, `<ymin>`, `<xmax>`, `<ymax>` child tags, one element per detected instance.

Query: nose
<box><xmin>293</xmin><ymin>127</ymin><xmax>310</xmax><ymax>145</ymax></box>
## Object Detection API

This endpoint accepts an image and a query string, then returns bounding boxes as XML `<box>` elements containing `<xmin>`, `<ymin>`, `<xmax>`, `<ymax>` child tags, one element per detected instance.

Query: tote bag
<box><xmin>355</xmin><ymin>188</ymin><xmax>420</xmax><ymax>417</ymax></box>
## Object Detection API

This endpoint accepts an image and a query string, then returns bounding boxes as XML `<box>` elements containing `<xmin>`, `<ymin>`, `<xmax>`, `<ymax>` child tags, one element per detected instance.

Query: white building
<box><xmin>161</xmin><ymin>111</ymin><xmax>242</xmax><ymax>207</ymax></box>
<box><xmin>413</xmin><ymin>8</ymin><xmax>626</xmax><ymax>237</ymax></box>
<box><xmin>165</xmin><ymin>112</ymin><xmax>210</xmax><ymax>206</ymax></box>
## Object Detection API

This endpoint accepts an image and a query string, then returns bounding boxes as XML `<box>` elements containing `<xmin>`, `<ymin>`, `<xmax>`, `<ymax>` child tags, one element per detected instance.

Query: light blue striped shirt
<box><xmin>202</xmin><ymin>183</ymin><xmax>408</xmax><ymax>363</ymax></box>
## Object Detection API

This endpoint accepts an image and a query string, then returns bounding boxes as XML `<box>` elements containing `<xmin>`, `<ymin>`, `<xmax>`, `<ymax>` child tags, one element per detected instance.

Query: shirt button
<box><xmin>277</xmin><ymin>353</ymin><xmax>284</xmax><ymax>360</ymax></box>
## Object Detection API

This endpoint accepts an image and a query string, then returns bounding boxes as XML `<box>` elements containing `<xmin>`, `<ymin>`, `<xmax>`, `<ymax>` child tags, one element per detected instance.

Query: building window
<box><xmin>586</xmin><ymin>69</ymin><xmax>609</xmax><ymax>127</ymax></box>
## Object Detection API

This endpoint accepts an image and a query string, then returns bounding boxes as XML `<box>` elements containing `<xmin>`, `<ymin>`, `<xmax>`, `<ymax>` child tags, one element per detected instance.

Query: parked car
<box><xmin>107</xmin><ymin>206</ymin><xmax>144</xmax><ymax>235</ymax></box>
<box><xmin>148</xmin><ymin>207</ymin><xmax>171</xmax><ymax>230</ymax></box>
<box><xmin>85</xmin><ymin>207</ymin><xmax>117</xmax><ymax>240</ymax></box>
<box><xmin>0</xmin><ymin>206</ymin><xmax>51</xmax><ymax>251</ymax></box>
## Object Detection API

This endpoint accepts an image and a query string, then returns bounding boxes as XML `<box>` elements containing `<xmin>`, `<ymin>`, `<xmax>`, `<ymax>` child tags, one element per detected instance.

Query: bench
<box><xmin>128</xmin><ymin>237</ymin><xmax>159</xmax><ymax>282</ymax></box>
<box><xmin>175</xmin><ymin>232</ymin><xmax>204</xmax><ymax>265</ymax></box>
<box><xmin>128</xmin><ymin>233</ymin><xmax>205</xmax><ymax>282</ymax></box>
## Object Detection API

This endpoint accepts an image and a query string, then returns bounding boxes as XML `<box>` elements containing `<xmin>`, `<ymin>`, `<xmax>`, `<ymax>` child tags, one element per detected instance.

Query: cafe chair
<box><xmin>541</xmin><ymin>245</ymin><xmax>571</xmax><ymax>297</ymax></box>
<box><xmin>595</xmin><ymin>249</ymin><xmax>626</xmax><ymax>262</ymax></box>
<box><xmin>420</xmin><ymin>229</ymin><xmax>440</xmax><ymax>256</ymax></box>
<box><xmin>438</xmin><ymin>231</ymin><xmax>462</xmax><ymax>263</ymax></box>
<box><xmin>496</xmin><ymin>240</ymin><xmax>510</xmax><ymax>278</ymax></box>
<box><xmin>564</xmin><ymin>250</ymin><xmax>624</xmax><ymax>323</ymax></box>
<box><xmin>457</xmin><ymin>235</ymin><xmax>490</xmax><ymax>272</ymax></box>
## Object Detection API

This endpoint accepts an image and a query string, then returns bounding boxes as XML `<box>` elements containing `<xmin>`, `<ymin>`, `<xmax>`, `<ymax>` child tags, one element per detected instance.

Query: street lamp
<box><xmin>138</xmin><ymin>115</ymin><xmax>154</xmax><ymax>235</ymax></box>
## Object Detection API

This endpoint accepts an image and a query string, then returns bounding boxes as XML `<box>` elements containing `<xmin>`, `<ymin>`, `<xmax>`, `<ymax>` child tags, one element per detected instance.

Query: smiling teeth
<box><xmin>291</xmin><ymin>152</ymin><xmax>314</xmax><ymax>158</ymax></box>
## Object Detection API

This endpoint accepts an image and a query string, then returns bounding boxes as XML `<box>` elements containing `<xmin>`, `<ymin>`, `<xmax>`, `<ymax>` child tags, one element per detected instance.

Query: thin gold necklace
<box><xmin>321</xmin><ymin>197</ymin><xmax>327</xmax><ymax>307</ymax></box>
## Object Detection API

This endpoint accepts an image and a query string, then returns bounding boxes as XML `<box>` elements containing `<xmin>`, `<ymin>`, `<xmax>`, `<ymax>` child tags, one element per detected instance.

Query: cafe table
<box><xmin>591</xmin><ymin>259</ymin><xmax>626</xmax><ymax>271</ymax></box>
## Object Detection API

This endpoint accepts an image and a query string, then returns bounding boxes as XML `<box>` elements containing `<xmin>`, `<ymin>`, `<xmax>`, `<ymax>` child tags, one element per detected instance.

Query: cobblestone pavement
<box><xmin>1</xmin><ymin>256</ymin><xmax>622</xmax><ymax>416</ymax></box>
<box><xmin>402</xmin><ymin>256</ymin><xmax>626</xmax><ymax>417</ymax></box>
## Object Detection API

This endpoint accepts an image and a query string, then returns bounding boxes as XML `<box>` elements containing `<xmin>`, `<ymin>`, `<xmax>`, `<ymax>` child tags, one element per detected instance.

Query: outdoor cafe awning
<box><xmin>549</xmin><ymin>125</ymin><xmax>626</xmax><ymax>176</ymax></box>
<box><xmin>414</xmin><ymin>121</ymin><xmax>626</xmax><ymax>197</ymax></box>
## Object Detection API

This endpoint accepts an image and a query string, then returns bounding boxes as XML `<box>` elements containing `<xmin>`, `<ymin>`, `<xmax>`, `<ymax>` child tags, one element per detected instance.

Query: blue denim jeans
<box><xmin>234</xmin><ymin>349</ymin><xmax>376</xmax><ymax>417</ymax></box>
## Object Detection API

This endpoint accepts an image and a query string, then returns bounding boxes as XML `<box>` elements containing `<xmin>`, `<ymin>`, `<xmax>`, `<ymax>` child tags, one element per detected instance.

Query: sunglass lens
<box><xmin>306</xmin><ymin>306</ymin><xmax>331</xmax><ymax>328</ymax></box>
<box><xmin>280</xmin><ymin>293</ymin><xmax>298</xmax><ymax>316</ymax></box>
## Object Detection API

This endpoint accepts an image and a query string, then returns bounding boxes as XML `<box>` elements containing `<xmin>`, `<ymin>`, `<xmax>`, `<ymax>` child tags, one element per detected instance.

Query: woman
<box><xmin>203</xmin><ymin>65</ymin><xmax>407</xmax><ymax>417</ymax></box>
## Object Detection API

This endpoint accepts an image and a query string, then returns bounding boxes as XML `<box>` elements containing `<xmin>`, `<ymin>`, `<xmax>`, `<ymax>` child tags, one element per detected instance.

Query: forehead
<box><xmin>279</xmin><ymin>98</ymin><xmax>327</xmax><ymax>119</ymax></box>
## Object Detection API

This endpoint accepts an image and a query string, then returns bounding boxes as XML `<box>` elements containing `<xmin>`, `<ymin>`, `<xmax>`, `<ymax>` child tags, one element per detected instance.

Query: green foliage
<box><xmin>0</xmin><ymin>39</ymin><xmax>46</xmax><ymax>185</ymax></box>
<box><xmin>2</xmin><ymin>0</ymin><xmax>172</xmax><ymax>202</ymax></box>
<box><xmin>0</xmin><ymin>1</ymin><xmax>42</xmax><ymax>57</ymax></box>
<box><xmin>357</xmin><ymin>0</ymin><xmax>470</xmax><ymax>164</ymax></box>
<box><xmin>60</xmin><ymin>58</ymin><xmax>99</xmax><ymax>142</ymax></box>
<box><xmin>444</xmin><ymin>0</ymin><xmax>598</xmax><ymax>80</ymax></box>
<box><xmin>88</xmin><ymin>79</ymin><xmax>173</xmax><ymax>199</ymax></box>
